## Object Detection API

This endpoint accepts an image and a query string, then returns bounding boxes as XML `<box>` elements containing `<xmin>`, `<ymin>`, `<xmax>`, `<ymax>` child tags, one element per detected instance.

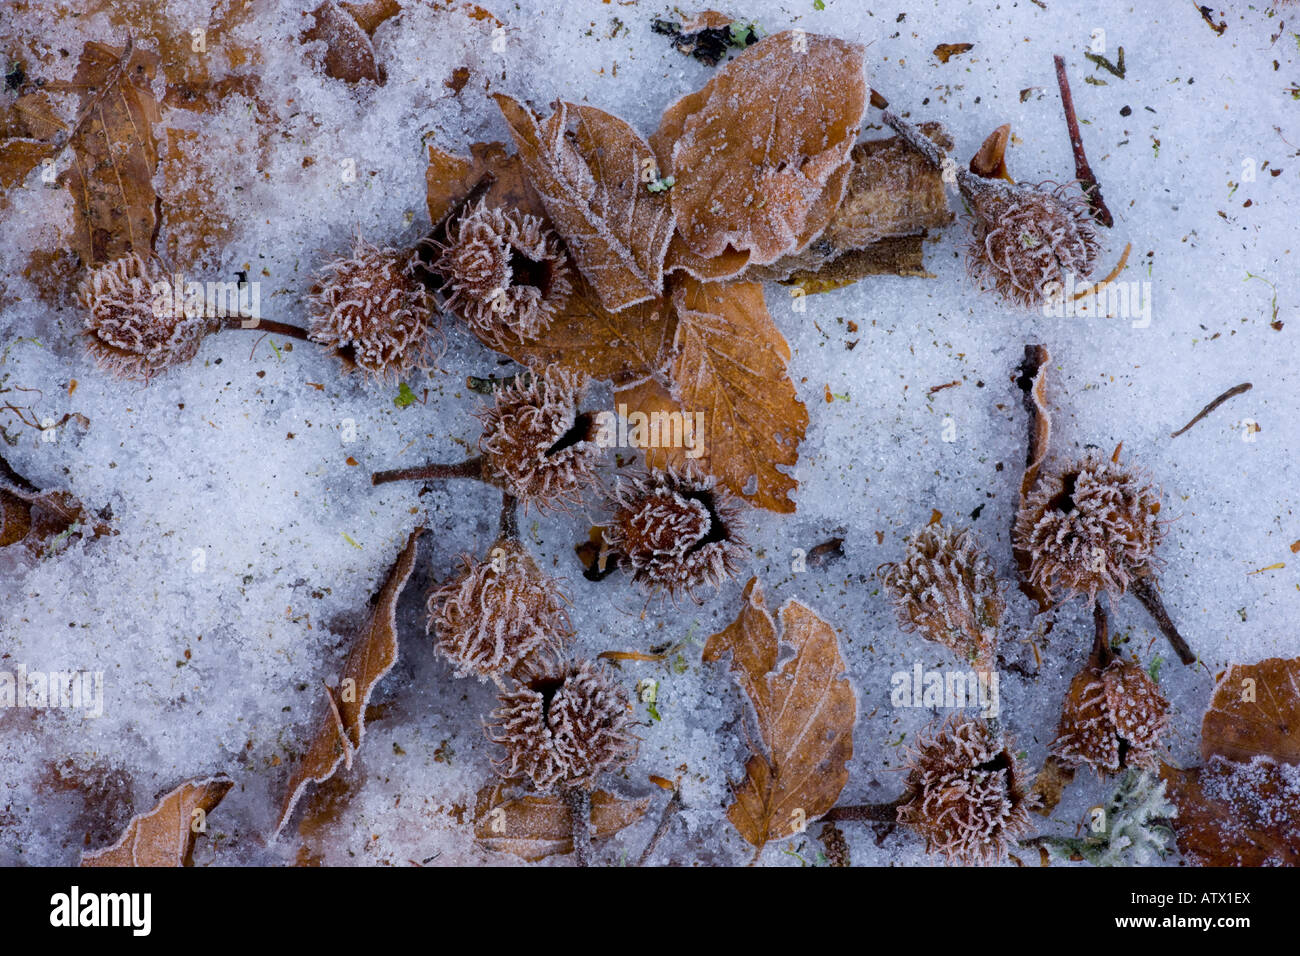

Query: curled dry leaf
<box><xmin>703</xmin><ymin>578</ymin><xmax>856</xmax><ymax>851</ymax></box>
<box><xmin>472</xmin><ymin>782</ymin><xmax>649</xmax><ymax>861</ymax></box>
<box><xmin>494</xmin><ymin>94</ymin><xmax>675</xmax><ymax>312</ymax></box>
<box><xmin>1161</xmin><ymin>656</ymin><xmax>1300</xmax><ymax>866</ymax></box>
<box><xmin>301</xmin><ymin>0</ymin><xmax>402</xmax><ymax>85</ymax></box>
<box><xmin>1013</xmin><ymin>344</ymin><xmax>1054</xmax><ymax>613</ymax></box>
<box><xmin>650</xmin><ymin>31</ymin><xmax>867</xmax><ymax>266</ymax></box>
<box><xmin>275</xmin><ymin>528</ymin><xmax>424</xmax><ymax>838</ymax></box>
<box><xmin>1</xmin><ymin>457</ymin><xmax>112</xmax><ymax>554</ymax></box>
<box><xmin>669</xmin><ymin>276</ymin><xmax>808</xmax><ymax>512</ymax></box>
<box><xmin>81</xmin><ymin>775</ymin><xmax>233</xmax><ymax>867</ymax></box>
<box><xmin>749</xmin><ymin>125</ymin><xmax>954</xmax><ymax>282</ymax></box>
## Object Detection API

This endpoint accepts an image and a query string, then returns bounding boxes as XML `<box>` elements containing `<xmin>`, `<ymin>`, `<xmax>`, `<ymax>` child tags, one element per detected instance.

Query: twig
<box><xmin>823</xmin><ymin>792</ymin><xmax>913</xmax><ymax>823</ymax></box>
<box><xmin>1092</xmin><ymin>601</ymin><xmax>1115</xmax><ymax>667</ymax></box>
<box><xmin>1170</xmin><ymin>382</ymin><xmax>1252</xmax><ymax>438</ymax></box>
<box><xmin>566</xmin><ymin>788</ymin><xmax>593</xmax><ymax>867</ymax></box>
<box><xmin>498</xmin><ymin>492</ymin><xmax>519</xmax><ymax>540</ymax></box>
<box><xmin>0</xmin><ymin>452</ymin><xmax>39</xmax><ymax>493</ymax></box>
<box><xmin>636</xmin><ymin>788</ymin><xmax>683</xmax><ymax>866</ymax></box>
<box><xmin>371</xmin><ymin>457</ymin><xmax>485</xmax><ymax>486</ymax></box>
<box><xmin>1129</xmin><ymin>576</ymin><xmax>1196</xmax><ymax>665</ymax></box>
<box><xmin>1054</xmin><ymin>54</ymin><xmax>1114</xmax><ymax>227</ymax></box>
<box><xmin>220</xmin><ymin>317</ymin><xmax>313</xmax><ymax>342</ymax></box>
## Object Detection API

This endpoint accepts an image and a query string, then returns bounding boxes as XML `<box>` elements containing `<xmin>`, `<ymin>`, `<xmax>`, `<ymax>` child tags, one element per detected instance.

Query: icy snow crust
<box><xmin>0</xmin><ymin>0</ymin><xmax>1296</xmax><ymax>866</ymax></box>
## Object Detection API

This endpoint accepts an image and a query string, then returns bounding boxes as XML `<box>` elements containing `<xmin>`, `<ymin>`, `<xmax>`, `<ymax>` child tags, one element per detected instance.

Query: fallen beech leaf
<box><xmin>1161</xmin><ymin>758</ymin><xmax>1300</xmax><ymax>867</ymax></box>
<box><xmin>662</xmin><ymin>234</ymin><xmax>751</xmax><ymax>283</ymax></box>
<box><xmin>473</xmin><ymin>782</ymin><xmax>649</xmax><ymax>861</ymax></box>
<box><xmin>750</xmin><ymin>126</ymin><xmax>954</xmax><ymax>282</ymax></box>
<box><xmin>669</xmin><ymin>276</ymin><xmax>808</xmax><ymax>512</ymax></box>
<box><xmin>275</xmin><ymin>528</ymin><xmax>423</xmax><ymax>837</ymax></box>
<box><xmin>302</xmin><ymin>0</ymin><xmax>401</xmax><ymax>84</ymax></box>
<box><xmin>703</xmin><ymin>578</ymin><xmax>856</xmax><ymax>851</ymax></box>
<box><xmin>1202</xmin><ymin>657</ymin><xmax>1300</xmax><ymax>765</ymax></box>
<box><xmin>496</xmin><ymin>275</ymin><xmax>675</xmax><ymax>388</ymax></box>
<box><xmin>494</xmin><ymin>94</ymin><xmax>674</xmax><ymax>312</ymax></box>
<box><xmin>651</xmin><ymin>31</ymin><xmax>867</xmax><ymax>265</ymax></box>
<box><xmin>612</xmin><ymin>376</ymin><xmax>688</xmax><ymax>473</ymax></box>
<box><xmin>933</xmin><ymin>42</ymin><xmax>974</xmax><ymax>63</ymax></box>
<box><xmin>1</xmin><ymin>457</ymin><xmax>113</xmax><ymax>554</ymax></box>
<box><xmin>425</xmin><ymin>140</ymin><xmax>547</xmax><ymax>227</ymax></box>
<box><xmin>57</xmin><ymin>41</ymin><xmax>162</xmax><ymax>265</ymax></box>
<box><xmin>82</xmin><ymin>775</ymin><xmax>233</xmax><ymax>866</ymax></box>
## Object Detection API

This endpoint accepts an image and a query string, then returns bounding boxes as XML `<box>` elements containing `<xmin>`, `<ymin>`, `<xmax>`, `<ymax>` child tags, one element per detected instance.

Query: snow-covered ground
<box><xmin>0</xmin><ymin>0</ymin><xmax>1296</xmax><ymax>866</ymax></box>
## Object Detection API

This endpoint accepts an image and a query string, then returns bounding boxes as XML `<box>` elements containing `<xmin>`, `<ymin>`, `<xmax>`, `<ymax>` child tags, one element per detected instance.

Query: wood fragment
<box><xmin>1170</xmin><ymin>382</ymin><xmax>1252</xmax><ymax>438</ymax></box>
<box><xmin>1054</xmin><ymin>55</ymin><xmax>1113</xmax><ymax>227</ymax></box>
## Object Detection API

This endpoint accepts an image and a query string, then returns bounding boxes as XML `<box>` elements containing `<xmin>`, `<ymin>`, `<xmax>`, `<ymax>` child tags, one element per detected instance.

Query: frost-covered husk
<box><xmin>962</xmin><ymin>177</ymin><xmax>1100</xmax><ymax>308</ymax></box>
<box><xmin>427</xmin><ymin>538</ymin><xmax>572</xmax><ymax>682</ymax></box>
<box><xmin>880</xmin><ymin>522</ymin><xmax>1002</xmax><ymax>666</ymax></box>
<box><xmin>601</xmin><ymin>463</ymin><xmax>747</xmax><ymax>600</ymax></box>
<box><xmin>1013</xmin><ymin>455</ymin><xmax>1163</xmax><ymax>605</ymax></box>
<box><xmin>477</xmin><ymin>365</ymin><xmax>602</xmax><ymax>512</ymax></box>
<box><xmin>897</xmin><ymin>716</ymin><xmax>1036</xmax><ymax>864</ymax></box>
<box><xmin>488</xmin><ymin>659</ymin><xmax>636</xmax><ymax>792</ymax></box>
<box><xmin>435</xmin><ymin>199</ymin><xmax>573</xmax><ymax>345</ymax></box>
<box><xmin>78</xmin><ymin>254</ymin><xmax>218</xmax><ymax>381</ymax></box>
<box><xmin>307</xmin><ymin>235</ymin><xmax>433</xmax><ymax>382</ymax></box>
<box><xmin>1052</xmin><ymin>658</ymin><xmax>1170</xmax><ymax>774</ymax></box>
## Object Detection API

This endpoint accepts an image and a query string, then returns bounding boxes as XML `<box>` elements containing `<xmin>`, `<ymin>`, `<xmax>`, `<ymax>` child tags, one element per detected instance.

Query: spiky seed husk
<box><xmin>962</xmin><ymin>177</ymin><xmax>1100</xmax><ymax>308</ymax></box>
<box><xmin>1013</xmin><ymin>454</ymin><xmax>1163</xmax><ymax>605</ymax></box>
<box><xmin>477</xmin><ymin>365</ymin><xmax>602</xmax><ymax>512</ymax></box>
<box><xmin>307</xmin><ymin>235</ymin><xmax>433</xmax><ymax>382</ymax></box>
<box><xmin>880</xmin><ymin>523</ymin><xmax>1003</xmax><ymax>666</ymax></box>
<box><xmin>488</xmin><ymin>659</ymin><xmax>636</xmax><ymax>792</ymax></box>
<box><xmin>601</xmin><ymin>463</ymin><xmax>747</xmax><ymax>600</ymax></box>
<box><xmin>1052</xmin><ymin>658</ymin><xmax>1170</xmax><ymax>774</ymax></box>
<box><xmin>427</xmin><ymin>538</ymin><xmax>573</xmax><ymax>681</ymax></box>
<box><xmin>897</xmin><ymin>716</ymin><xmax>1036</xmax><ymax>864</ymax></box>
<box><xmin>78</xmin><ymin>254</ymin><xmax>218</xmax><ymax>380</ymax></box>
<box><xmin>435</xmin><ymin>200</ymin><xmax>573</xmax><ymax>345</ymax></box>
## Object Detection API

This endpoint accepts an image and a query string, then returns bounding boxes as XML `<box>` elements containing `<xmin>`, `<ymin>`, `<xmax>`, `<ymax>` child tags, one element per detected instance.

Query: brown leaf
<box><xmin>82</xmin><ymin>775</ymin><xmax>233</xmax><ymax>866</ymax></box>
<box><xmin>1161</xmin><ymin>759</ymin><xmax>1300</xmax><ymax>867</ymax></box>
<box><xmin>780</xmin><ymin>235</ymin><xmax>932</xmax><ymax>292</ymax></box>
<box><xmin>425</xmin><ymin>140</ymin><xmax>547</xmax><ymax>226</ymax></box>
<box><xmin>493</xmin><ymin>275</ymin><xmax>675</xmax><ymax>388</ymax></box>
<box><xmin>651</xmin><ymin>31</ymin><xmax>867</xmax><ymax>266</ymax></box>
<box><xmin>933</xmin><ymin>42</ymin><xmax>974</xmax><ymax>63</ymax></box>
<box><xmin>1</xmin><ymin>457</ymin><xmax>113</xmax><ymax>554</ymax></box>
<box><xmin>1013</xmin><ymin>345</ymin><xmax>1053</xmax><ymax>613</ymax></box>
<box><xmin>494</xmin><ymin>94</ymin><xmax>675</xmax><ymax>312</ymax></box>
<box><xmin>750</xmin><ymin>126</ymin><xmax>954</xmax><ymax>282</ymax></box>
<box><xmin>668</xmin><ymin>276</ymin><xmax>808</xmax><ymax>512</ymax></box>
<box><xmin>662</xmin><ymin>234</ymin><xmax>751</xmax><ymax>283</ymax></box>
<box><xmin>473</xmin><ymin>782</ymin><xmax>649</xmax><ymax>861</ymax></box>
<box><xmin>275</xmin><ymin>528</ymin><xmax>424</xmax><ymax>838</ymax></box>
<box><xmin>612</xmin><ymin>376</ymin><xmax>688</xmax><ymax>473</ymax></box>
<box><xmin>1202</xmin><ymin>657</ymin><xmax>1300</xmax><ymax>765</ymax></box>
<box><xmin>970</xmin><ymin>124</ymin><xmax>1012</xmax><ymax>181</ymax></box>
<box><xmin>703</xmin><ymin>578</ymin><xmax>856</xmax><ymax>850</ymax></box>
<box><xmin>301</xmin><ymin>0</ymin><xmax>401</xmax><ymax>84</ymax></box>
<box><xmin>49</xmin><ymin>41</ymin><xmax>162</xmax><ymax>265</ymax></box>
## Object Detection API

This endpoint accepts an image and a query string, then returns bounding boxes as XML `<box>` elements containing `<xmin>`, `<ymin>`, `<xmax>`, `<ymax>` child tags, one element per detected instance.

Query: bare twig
<box><xmin>1054</xmin><ymin>54</ymin><xmax>1114</xmax><ymax>227</ymax></box>
<box><xmin>566</xmin><ymin>788</ymin><xmax>593</xmax><ymax>867</ymax></box>
<box><xmin>1170</xmin><ymin>382</ymin><xmax>1252</xmax><ymax>438</ymax></box>
<box><xmin>371</xmin><ymin>456</ymin><xmax>485</xmax><ymax>486</ymax></box>
<box><xmin>636</xmin><ymin>788</ymin><xmax>684</xmax><ymax>866</ymax></box>
<box><xmin>221</xmin><ymin>317</ymin><xmax>313</xmax><ymax>341</ymax></box>
<box><xmin>498</xmin><ymin>492</ymin><xmax>519</xmax><ymax>540</ymax></box>
<box><xmin>823</xmin><ymin>792</ymin><xmax>913</xmax><ymax>823</ymax></box>
<box><xmin>1129</xmin><ymin>576</ymin><xmax>1196</xmax><ymax>665</ymax></box>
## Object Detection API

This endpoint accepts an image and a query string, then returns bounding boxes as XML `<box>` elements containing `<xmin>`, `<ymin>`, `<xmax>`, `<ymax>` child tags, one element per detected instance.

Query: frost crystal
<box><xmin>434</xmin><ymin>200</ymin><xmax>573</xmax><ymax>345</ymax></box>
<box><xmin>963</xmin><ymin>177</ymin><xmax>1100</xmax><ymax>308</ymax></box>
<box><xmin>488</xmin><ymin>659</ymin><xmax>636</xmax><ymax>792</ymax></box>
<box><xmin>307</xmin><ymin>234</ymin><xmax>433</xmax><ymax>382</ymax></box>
<box><xmin>427</xmin><ymin>538</ymin><xmax>573</xmax><ymax>682</ymax></box>
<box><xmin>601</xmin><ymin>463</ymin><xmax>747</xmax><ymax>600</ymax></box>
<box><xmin>897</xmin><ymin>716</ymin><xmax>1036</xmax><ymax>864</ymax></box>
<box><xmin>78</xmin><ymin>254</ymin><xmax>217</xmax><ymax>381</ymax></box>
<box><xmin>880</xmin><ymin>522</ymin><xmax>1003</xmax><ymax>666</ymax></box>
<box><xmin>1013</xmin><ymin>454</ymin><xmax>1163</xmax><ymax>604</ymax></box>
<box><xmin>477</xmin><ymin>365</ymin><xmax>602</xmax><ymax>512</ymax></box>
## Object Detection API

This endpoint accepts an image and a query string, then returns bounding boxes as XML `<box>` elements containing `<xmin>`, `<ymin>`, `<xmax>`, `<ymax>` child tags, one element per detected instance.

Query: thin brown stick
<box><xmin>566</xmin><ymin>788</ymin><xmax>593</xmax><ymax>867</ymax></box>
<box><xmin>1054</xmin><ymin>54</ymin><xmax>1113</xmax><ymax>227</ymax></box>
<box><xmin>823</xmin><ymin>792</ymin><xmax>913</xmax><ymax>823</ymax></box>
<box><xmin>498</xmin><ymin>492</ymin><xmax>519</xmax><ymax>540</ymax></box>
<box><xmin>636</xmin><ymin>788</ymin><xmax>683</xmax><ymax>866</ymax></box>
<box><xmin>1170</xmin><ymin>382</ymin><xmax>1252</xmax><ymax>438</ymax></box>
<box><xmin>371</xmin><ymin>457</ymin><xmax>484</xmax><ymax>486</ymax></box>
<box><xmin>220</xmin><ymin>317</ymin><xmax>313</xmax><ymax>341</ymax></box>
<box><xmin>1091</xmin><ymin>601</ymin><xmax>1115</xmax><ymax>667</ymax></box>
<box><xmin>1129</xmin><ymin>576</ymin><xmax>1196</xmax><ymax>665</ymax></box>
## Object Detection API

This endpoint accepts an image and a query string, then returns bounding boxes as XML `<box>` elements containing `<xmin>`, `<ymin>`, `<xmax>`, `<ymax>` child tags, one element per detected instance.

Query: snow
<box><xmin>0</xmin><ymin>0</ymin><xmax>1297</xmax><ymax>867</ymax></box>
